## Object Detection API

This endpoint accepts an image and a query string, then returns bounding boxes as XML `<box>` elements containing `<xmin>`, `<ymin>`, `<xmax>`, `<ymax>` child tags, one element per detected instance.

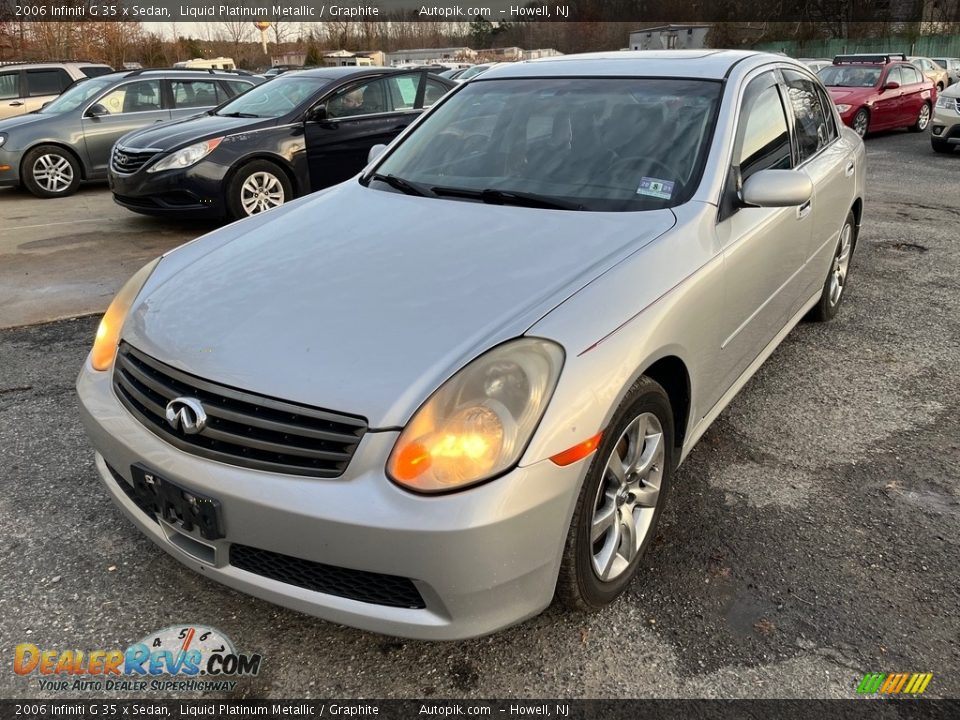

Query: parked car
<box><xmin>908</xmin><ymin>56</ymin><xmax>950</xmax><ymax>91</ymax></box>
<box><xmin>931</xmin><ymin>82</ymin><xmax>960</xmax><ymax>153</ymax></box>
<box><xmin>818</xmin><ymin>53</ymin><xmax>936</xmax><ymax>137</ymax></box>
<box><xmin>108</xmin><ymin>67</ymin><xmax>455</xmax><ymax>220</ymax></box>
<box><xmin>0</xmin><ymin>68</ymin><xmax>261</xmax><ymax>198</ymax></box>
<box><xmin>799</xmin><ymin>58</ymin><xmax>832</xmax><ymax>73</ymax></box>
<box><xmin>78</xmin><ymin>50</ymin><xmax>864</xmax><ymax>640</ymax></box>
<box><xmin>454</xmin><ymin>63</ymin><xmax>499</xmax><ymax>82</ymax></box>
<box><xmin>930</xmin><ymin>57</ymin><xmax>960</xmax><ymax>86</ymax></box>
<box><xmin>0</xmin><ymin>61</ymin><xmax>113</xmax><ymax>120</ymax></box>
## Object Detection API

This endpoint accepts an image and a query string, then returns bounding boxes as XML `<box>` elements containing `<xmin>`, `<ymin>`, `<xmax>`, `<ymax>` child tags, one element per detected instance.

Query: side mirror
<box><xmin>741</xmin><ymin>169</ymin><xmax>812</xmax><ymax>208</ymax></box>
<box><xmin>368</xmin><ymin>144</ymin><xmax>387</xmax><ymax>164</ymax></box>
<box><xmin>306</xmin><ymin>105</ymin><xmax>327</xmax><ymax>122</ymax></box>
<box><xmin>884</xmin><ymin>81</ymin><xmax>900</xmax><ymax>90</ymax></box>
<box><xmin>86</xmin><ymin>103</ymin><xmax>108</xmax><ymax>118</ymax></box>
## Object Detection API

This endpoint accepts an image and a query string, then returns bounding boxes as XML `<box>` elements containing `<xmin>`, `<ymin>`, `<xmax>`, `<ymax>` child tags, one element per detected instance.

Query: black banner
<box><xmin>0</xmin><ymin>0</ymin><xmax>958</xmax><ymax>23</ymax></box>
<box><xmin>3</xmin><ymin>700</ymin><xmax>960</xmax><ymax>720</ymax></box>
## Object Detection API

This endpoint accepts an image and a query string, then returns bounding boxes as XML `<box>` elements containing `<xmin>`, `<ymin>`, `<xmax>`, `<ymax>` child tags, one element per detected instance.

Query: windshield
<box><xmin>370</xmin><ymin>77</ymin><xmax>722</xmax><ymax>211</ymax></box>
<box><xmin>39</xmin><ymin>76</ymin><xmax>117</xmax><ymax>114</ymax></box>
<box><xmin>215</xmin><ymin>76</ymin><xmax>329</xmax><ymax>118</ymax></box>
<box><xmin>818</xmin><ymin>66</ymin><xmax>882</xmax><ymax>88</ymax></box>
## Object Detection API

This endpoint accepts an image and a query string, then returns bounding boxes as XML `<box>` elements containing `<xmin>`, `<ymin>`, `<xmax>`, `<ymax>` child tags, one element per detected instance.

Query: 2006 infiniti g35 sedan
<box><xmin>77</xmin><ymin>51</ymin><xmax>865</xmax><ymax>639</ymax></box>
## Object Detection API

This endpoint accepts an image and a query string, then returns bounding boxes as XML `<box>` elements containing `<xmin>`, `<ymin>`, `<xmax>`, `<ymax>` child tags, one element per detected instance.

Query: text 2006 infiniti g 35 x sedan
<box><xmin>78</xmin><ymin>51</ymin><xmax>865</xmax><ymax>639</ymax></box>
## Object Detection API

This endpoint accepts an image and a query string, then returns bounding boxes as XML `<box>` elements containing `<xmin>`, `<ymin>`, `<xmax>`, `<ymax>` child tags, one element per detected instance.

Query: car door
<box><xmin>23</xmin><ymin>68</ymin><xmax>73</xmax><ymax>113</ymax></box>
<box><xmin>304</xmin><ymin>71</ymin><xmax>424</xmax><ymax>191</ymax></box>
<box><xmin>714</xmin><ymin>71</ymin><xmax>812</xmax><ymax>394</ymax></box>
<box><xmin>869</xmin><ymin>65</ymin><xmax>902</xmax><ymax>129</ymax></box>
<box><xmin>80</xmin><ymin>79</ymin><xmax>171</xmax><ymax>176</ymax></box>
<box><xmin>781</xmin><ymin>68</ymin><xmax>855</xmax><ymax>300</ymax></box>
<box><xmin>0</xmin><ymin>70</ymin><xmax>24</xmax><ymax>119</ymax></box>
<box><xmin>898</xmin><ymin>64</ymin><xmax>925</xmax><ymax>124</ymax></box>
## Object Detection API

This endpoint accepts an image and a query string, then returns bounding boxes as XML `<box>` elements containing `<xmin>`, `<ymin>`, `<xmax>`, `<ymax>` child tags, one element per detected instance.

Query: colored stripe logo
<box><xmin>857</xmin><ymin>673</ymin><xmax>933</xmax><ymax>694</ymax></box>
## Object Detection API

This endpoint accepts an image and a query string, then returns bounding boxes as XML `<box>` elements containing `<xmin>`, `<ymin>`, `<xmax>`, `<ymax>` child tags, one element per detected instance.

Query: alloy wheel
<box><xmin>590</xmin><ymin>412</ymin><xmax>664</xmax><ymax>582</ymax></box>
<box><xmin>853</xmin><ymin>110</ymin><xmax>868</xmax><ymax>137</ymax></box>
<box><xmin>917</xmin><ymin>104</ymin><xmax>930</xmax><ymax>131</ymax></box>
<box><xmin>240</xmin><ymin>172</ymin><xmax>285</xmax><ymax>215</ymax></box>
<box><xmin>32</xmin><ymin>154</ymin><xmax>74</xmax><ymax>194</ymax></box>
<box><xmin>829</xmin><ymin>222</ymin><xmax>853</xmax><ymax>307</ymax></box>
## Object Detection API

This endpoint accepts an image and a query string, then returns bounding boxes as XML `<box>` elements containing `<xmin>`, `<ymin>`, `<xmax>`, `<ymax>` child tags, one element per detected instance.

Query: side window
<box><xmin>782</xmin><ymin>69</ymin><xmax>831</xmax><ymax>163</ymax></box>
<box><xmin>326</xmin><ymin>78</ymin><xmax>389</xmax><ymax>118</ymax></box>
<box><xmin>0</xmin><ymin>71</ymin><xmax>19</xmax><ymax>100</ymax></box>
<box><xmin>80</xmin><ymin>66</ymin><xmax>113</xmax><ymax>78</ymax></box>
<box><xmin>98</xmin><ymin>80</ymin><xmax>162</xmax><ymax>114</ymax></box>
<box><xmin>815</xmin><ymin>86</ymin><xmax>838</xmax><ymax>142</ymax></box>
<box><xmin>222</xmin><ymin>81</ymin><xmax>251</xmax><ymax>99</ymax></box>
<box><xmin>734</xmin><ymin>75</ymin><xmax>792</xmax><ymax>183</ymax></box>
<box><xmin>171</xmin><ymin>80</ymin><xmax>219</xmax><ymax>109</ymax></box>
<box><xmin>26</xmin><ymin>69</ymin><xmax>71</xmax><ymax>96</ymax></box>
<box><xmin>902</xmin><ymin>65</ymin><xmax>922</xmax><ymax>85</ymax></box>
<box><xmin>423</xmin><ymin>79</ymin><xmax>449</xmax><ymax>107</ymax></box>
<box><xmin>885</xmin><ymin>66</ymin><xmax>902</xmax><ymax>86</ymax></box>
<box><xmin>386</xmin><ymin>73</ymin><xmax>422</xmax><ymax>110</ymax></box>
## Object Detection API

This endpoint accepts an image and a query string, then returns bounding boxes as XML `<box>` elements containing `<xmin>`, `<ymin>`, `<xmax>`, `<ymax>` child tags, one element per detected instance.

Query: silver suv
<box><xmin>0</xmin><ymin>62</ymin><xmax>114</xmax><ymax>119</ymax></box>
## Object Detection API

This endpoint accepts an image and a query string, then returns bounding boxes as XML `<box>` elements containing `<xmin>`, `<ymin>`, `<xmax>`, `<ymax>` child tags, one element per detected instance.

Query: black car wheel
<box><xmin>852</xmin><ymin>108</ymin><xmax>869</xmax><ymax>137</ymax></box>
<box><xmin>808</xmin><ymin>210</ymin><xmax>856</xmax><ymax>322</ymax></box>
<box><xmin>227</xmin><ymin>160</ymin><xmax>292</xmax><ymax>219</ymax></box>
<box><xmin>910</xmin><ymin>102</ymin><xmax>931</xmax><ymax>133</ymax></box>
<box><xmin>22</xmin><ymin>145</ymin><xmax>81</xmax><ymax>198</ymax></box>
<box><xmin>556</xmin><ymin>376</ymin><xmax>674</xmax><ymax>610</ymax></box>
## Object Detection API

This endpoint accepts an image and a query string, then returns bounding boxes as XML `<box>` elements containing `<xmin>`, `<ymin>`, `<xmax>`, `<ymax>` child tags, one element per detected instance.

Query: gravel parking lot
<box><xmin>1</xmin><ymin>129</ymin><xmax>958</xmax><ymax>700</ymax></box>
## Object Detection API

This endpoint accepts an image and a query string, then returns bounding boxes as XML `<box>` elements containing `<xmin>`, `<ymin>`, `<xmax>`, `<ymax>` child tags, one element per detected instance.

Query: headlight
<box><xmin>936</xmin><ymin>95</ymin><xmax>953</xmax><ymax>109</ymax></box>
<box><xmin>147</xmin><ymin>137</ymin><xmax>223</xmax><ymax>173</ymax></box>
<box><xmin>90</xmin><ymin>258</ymin><xmax>160</xmax><ymax>371</ymax></box>
<box><xmin>387</xmin><ymin>338</ymin><xmax>564</xmax><ymax>493</ymax></box>
<box><xmin>835</xmin><ymin>104</ymin><xmax>851</xmax><ymax>113</ymax></box>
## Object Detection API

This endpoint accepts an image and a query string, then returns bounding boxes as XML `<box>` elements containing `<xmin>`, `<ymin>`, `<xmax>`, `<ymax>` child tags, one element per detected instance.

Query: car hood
<box><xmin>0</xmin><ymin>112</ymin><xmax>56</xmax><ymax>135</ymax></box>
<box><xmin>118</xmin><ymin>113</ymin><xmax>275</xmax><ymax>151</ymax></box>
<box><xmin>826</xmin><ymin>87</ymin><xmax>874</xmax><ymax>103</ymax></box>
<box><xmin>123</xmin><ymin>182</ymin><xmax>676</xmax><ymax>428</ymax></box>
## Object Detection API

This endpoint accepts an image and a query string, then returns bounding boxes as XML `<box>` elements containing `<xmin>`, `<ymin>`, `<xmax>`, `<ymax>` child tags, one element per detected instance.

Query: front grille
<box><xmin>111</xmin><ymin>147</ymin><xmax>158</xmax><ymax>174</ymax></box>
<box><xmin>230</xmin><ymin>544</ymin><xmax>426</xmax><ymax>609</ymax></box>
<box><xmin>112</xmin><ymin>343</ymin><xmax>367</xmax><ymax>477</ymax></box>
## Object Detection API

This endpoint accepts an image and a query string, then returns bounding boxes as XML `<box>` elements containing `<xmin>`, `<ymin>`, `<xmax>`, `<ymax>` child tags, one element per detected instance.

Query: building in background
<box><xmin>628</xmin><ymin>25</ymin><xmax>711</xmax><ymax>51</ymax></box>
<box><xmin>386</xmin><ymin>47</ymin><xmax>477</xmax><ymax>66</ymax></box>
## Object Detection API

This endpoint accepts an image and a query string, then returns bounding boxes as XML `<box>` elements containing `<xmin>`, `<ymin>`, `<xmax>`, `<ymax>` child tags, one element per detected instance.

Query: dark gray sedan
<box><xmin>0</xmin><ymin>68</ymin><xmax>260</xmax><ymax>198</ymax></box>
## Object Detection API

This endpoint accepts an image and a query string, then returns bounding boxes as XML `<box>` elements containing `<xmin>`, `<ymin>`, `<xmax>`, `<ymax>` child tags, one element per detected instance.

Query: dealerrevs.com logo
<box><xmin>14</xmin><ymin>625</ymin><xmax>262</xmax><ymax>692</ymax></box>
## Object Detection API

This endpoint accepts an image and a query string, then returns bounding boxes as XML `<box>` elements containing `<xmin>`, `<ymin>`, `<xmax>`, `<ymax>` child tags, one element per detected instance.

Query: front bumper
<box><xmin>109</xmin><ymin>161</ymin><xmax>229</xmax><ymax>218</ymax></box>
<box><xmin>0</xmin><ymin>148</ymin><xmax>22</xmax><ymax>186</ymax></box>
<box><xmin>76</xmin><ymin>358</ymin><xmax>587</xmax><ymax>640</ymax></box>
<box><xmin>931</xmin><ymin>104</ymin><xmax>960</xmax><ymax>145</ymax></box>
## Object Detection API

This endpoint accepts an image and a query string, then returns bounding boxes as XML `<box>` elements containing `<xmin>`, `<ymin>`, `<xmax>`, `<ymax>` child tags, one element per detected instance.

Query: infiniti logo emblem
<box><xmin>165</xmin><ymin>397</ymin><xmax>207</xmax><ymax>435</ymax></box>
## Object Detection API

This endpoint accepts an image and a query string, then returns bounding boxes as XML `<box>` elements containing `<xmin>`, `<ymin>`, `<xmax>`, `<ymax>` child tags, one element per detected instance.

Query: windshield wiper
<box><xmin>431</xmin><ymin>186</ymin><xmax>583</xmax><ymax>210</ymax></box>
<box><xmin>217</xmin><ymin>111</ymin><xmax>260</xmax><ymax>118</ymax></box>
<box><xmin>367</xmin><ymin>173</ymin><xmax>434</xmax><ymax>197</ymax></box>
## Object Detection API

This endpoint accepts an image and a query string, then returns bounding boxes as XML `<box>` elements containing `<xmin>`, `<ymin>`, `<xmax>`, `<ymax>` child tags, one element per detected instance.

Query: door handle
<box><xmin>797</xmin><ymin>200</ymin><xmax>812</xmax><ymax>219</ymax></box>
<box><xmin>9</xmin><ymin>100</ymin><xmax>24</xmax><ymax>106</ymax></box>
<box><xmin>845</xmin><ymin>159</ymin><xmax>855</xmax><ymax>177</ymax></box>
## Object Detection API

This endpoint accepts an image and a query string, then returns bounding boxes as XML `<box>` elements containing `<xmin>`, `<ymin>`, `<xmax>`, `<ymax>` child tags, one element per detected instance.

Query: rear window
<box><xmin>80</xmin><ymin>66</ymin><xmax>114</xmax><ymax>78</ymax></box>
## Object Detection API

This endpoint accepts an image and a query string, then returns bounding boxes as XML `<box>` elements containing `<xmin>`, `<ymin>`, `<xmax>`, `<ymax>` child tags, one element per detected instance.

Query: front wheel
<box><xmin>808</xmin><ymin>210</ymin><xmax>856</xmax><ymax>322</ymax></box>
<box><xmin>226</xmin><ymin>160</ymin><xmax>292</xmax><ymax>220</ymax></box>
<box><xmin>22</xmin><ymin>145</ymin><xmax>81</xmax><ymax>198</ymax></box>
<box><xmin>911</xmin><ymin>102</ymin><xmax>931</xmax><ymax>132</ymax></box>
<box><xmin>555</xmin><ymin>376</ymin><xmax>674</xmax><ymax>611</ymax></box>
<box><xmin>852</xmin><ymin>108</ymin><xmax>869</xmax><ymax>138</ymax></box>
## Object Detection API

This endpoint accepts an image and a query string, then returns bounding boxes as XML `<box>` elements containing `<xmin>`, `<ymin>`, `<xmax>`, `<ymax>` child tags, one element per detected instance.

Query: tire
<box><xmin>852</xmin><ymin>108</ymin><xmax>869</xmax><ymax>138</ymax></box>
<box><xmin>910</xmin><ymin>102</ymin><xmax>931</xmax><ymax>133</ymax></box>
<box><xmin>555</xmin><ymin>376</ymin><xmax>674</xmax><ymax>611</ymax></box>
<box><xmin>931</xmin><ymin>139</ymin><xmax>953</xmax><ymax>154</ymax></box>
<box><xmin>226</xmin><ymin>160</ymin><xmax>292</xmax><ymax>220</ymax></box>
<box><xmin>22</xmin><ymin>145</ymin><xmax>81</xmax><ymax>198</ymax></box>
<box><xmin>936</xmin><ymin>82</ymin><xmax>944</xmax><ymax>92</ymax></box>
<box><xmin>808</xmin><ymin>210</ymin><xmax>856</xmax><ymax>322</ymax></box>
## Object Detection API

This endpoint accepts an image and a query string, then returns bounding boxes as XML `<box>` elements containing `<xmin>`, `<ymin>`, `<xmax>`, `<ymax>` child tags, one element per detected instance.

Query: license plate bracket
<box><xmin>130</xmin><ymin>464</ymin><xmax>224</xmax><ymax>540</ymax></box>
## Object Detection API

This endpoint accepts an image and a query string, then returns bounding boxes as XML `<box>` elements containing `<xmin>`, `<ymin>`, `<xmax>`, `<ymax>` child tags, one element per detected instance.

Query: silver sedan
<box><xmin>77</xmin><ymin>50</ymin><xmax>865</xmax><ymax>639</ymax></box>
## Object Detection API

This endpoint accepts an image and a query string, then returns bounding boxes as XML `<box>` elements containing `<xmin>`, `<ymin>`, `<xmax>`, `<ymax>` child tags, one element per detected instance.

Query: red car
<box><xmin>818</xmin><ymin>53</ymin><xmax>937</xmax><ymax>137</ymax></box>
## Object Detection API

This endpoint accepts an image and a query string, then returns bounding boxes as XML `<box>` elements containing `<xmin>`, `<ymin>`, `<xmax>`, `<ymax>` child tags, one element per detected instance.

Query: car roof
<box><xmin>477</xmin><ymin>50</ymin><xmax>773</xmax><ymax>80</ymax></box>
<box><xmin>283</xmin><ymin>66</ymin><xmax>429</xmax><ymax>80</ymax></box>
<box><xmin>94</xmin><ymin>68</ymin><xmax>258</xmax><ymax>81</ymax></box>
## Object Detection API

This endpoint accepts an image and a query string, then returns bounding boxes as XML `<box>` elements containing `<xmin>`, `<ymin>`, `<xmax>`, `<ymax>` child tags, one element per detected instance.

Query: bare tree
<box><xmin>217</xmin><ymin>21</ymin><xmax>253</xmax><ymax>59</ymax></box>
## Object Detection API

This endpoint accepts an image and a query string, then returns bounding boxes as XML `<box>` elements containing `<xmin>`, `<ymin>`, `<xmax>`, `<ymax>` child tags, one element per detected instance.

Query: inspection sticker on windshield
<box><xmin>637</xmin><ymin>177</ymin><xmax>675</xmax><ymax>199</ymax></box>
